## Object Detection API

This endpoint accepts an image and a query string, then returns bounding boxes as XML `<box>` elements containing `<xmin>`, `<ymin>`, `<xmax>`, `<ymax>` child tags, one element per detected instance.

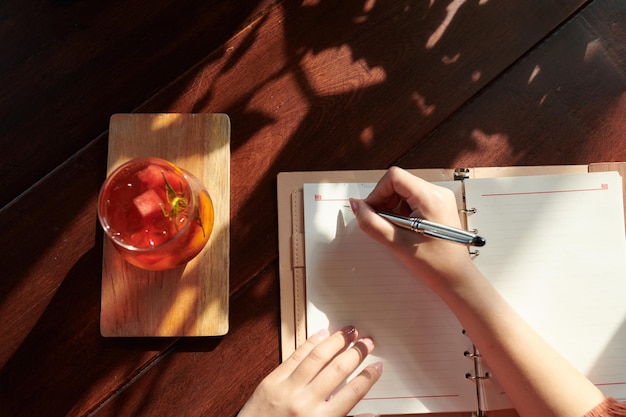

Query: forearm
<box><xmin>439</xmin><ymin>263</ymin><xmax>605</xmax><ymax>417</ymax></box>
<box><xmin>352</xmin><ymin>168</ymin><xmax>608</xmax><ymax>416</ymax></box>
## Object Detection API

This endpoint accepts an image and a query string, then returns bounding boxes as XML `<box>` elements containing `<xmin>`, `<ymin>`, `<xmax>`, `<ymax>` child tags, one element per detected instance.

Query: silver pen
<box><xmin>377</xmin><ymin>211</ymin><xmax>486</xmax><ymax>247</ymax></box>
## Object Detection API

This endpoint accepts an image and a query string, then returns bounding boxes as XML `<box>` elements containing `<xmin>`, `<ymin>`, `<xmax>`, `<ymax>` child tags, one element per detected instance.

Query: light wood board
<box><xmin>100</xmin><ymin>113</ymin><xmax>230</xmax><ymax>337</ymax></box>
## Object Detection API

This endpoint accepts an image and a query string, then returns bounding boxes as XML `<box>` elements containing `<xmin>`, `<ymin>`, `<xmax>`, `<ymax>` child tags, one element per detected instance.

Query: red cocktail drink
<box><xmin>98</xmin><ymin>157</ymin><xmax>214</xmax><ymax>270</ymax></box>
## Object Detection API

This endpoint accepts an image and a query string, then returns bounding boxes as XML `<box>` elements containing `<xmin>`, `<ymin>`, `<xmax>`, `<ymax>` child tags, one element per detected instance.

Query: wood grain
<box><xmin>2</xmin><ymin>1</ymin><xmax>625</xmax><ymax>416</ymax></box>
<box><xmin>101</xmin><ymin>114</ymin><xmax>230</xmax><ymax>337</ymax></box>
<box><xmin>0</xmin><ymin>0</ymin><xmax>275</xmax><ymax>208</ymax></box>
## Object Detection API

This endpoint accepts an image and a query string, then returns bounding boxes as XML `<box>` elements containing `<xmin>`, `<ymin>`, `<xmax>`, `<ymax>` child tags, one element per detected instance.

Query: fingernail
<box><xmin>349</xmin><ymin>198</ymin><xmax>360</xmax><ymax>214</ymax></box>
<box><xmin>371</xmin><ymin>361</ymin><xmax>383</xmax><ymax>375</ymax></box>
<box><xmin>361</xmin><ymin>337</ymin><xmax>374</xmax><ymax>348</ymax></box>
<box><xmin>341</xmin><ymin>325</ymin><xmax>357</xmax><ymax>342</ymax></box>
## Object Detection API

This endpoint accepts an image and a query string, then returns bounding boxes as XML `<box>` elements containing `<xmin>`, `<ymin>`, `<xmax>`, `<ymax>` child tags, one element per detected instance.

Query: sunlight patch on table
<box><xmin>300</xmin><ymin>45</ymin><xmax>387</xmax><ymax>96</ymax></box>
<box><xmin>426</xmin><ymin>0</ymin><xmax>466</xmax><ymax>49</ymax></box>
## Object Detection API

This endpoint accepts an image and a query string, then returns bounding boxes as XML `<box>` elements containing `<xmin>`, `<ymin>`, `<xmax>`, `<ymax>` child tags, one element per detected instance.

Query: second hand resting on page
<box><xmin>238</xmin><ymin>166</ymin><xmax>609</xmax><ymax>417</ymax></box>
<box><xmin>237</xmin><ymin>325</ymin><xmax>382</xmax><ymax>417</ymax></box>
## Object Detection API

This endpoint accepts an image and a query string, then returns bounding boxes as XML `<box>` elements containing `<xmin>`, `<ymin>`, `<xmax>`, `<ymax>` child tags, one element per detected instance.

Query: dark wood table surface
<box><xmin>1</xmin><ymin>1</ymin><xmax>625</xmax><ymax>416</ymax></box>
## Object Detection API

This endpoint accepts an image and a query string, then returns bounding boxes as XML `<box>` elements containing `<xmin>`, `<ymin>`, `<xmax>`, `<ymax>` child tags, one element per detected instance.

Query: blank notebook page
<box><xmin>303</xmin><ymin>182</ymin><xmax>479</xmax><ymax>416</ymax></box>
<box><xmin>465</xmin><ymin>172</ymin><xmax>626</xmax><ymax>404</ymax></box>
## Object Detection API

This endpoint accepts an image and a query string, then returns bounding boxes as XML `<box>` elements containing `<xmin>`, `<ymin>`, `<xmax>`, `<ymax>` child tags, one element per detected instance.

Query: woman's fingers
<box><xmin>349</xmin><ymin>198</ymin><xmax>394</xmax><ymax>243</ymax></box>
<box><xmin>239</xmin><ymin>325</ymin><xmax>380</xmax><ymax>417</ymax></box>
<box><xmin>275</xmin><ymin>328</ymin><xmax>331</xmax><ymax>379</ymax></box>
<box><xmin>288</xmin><ymin>326</ymin><xmax>359</xmax><ymax>386</ymax></box>
<box><xmin>325</xmin><ymin>361</ymin><xmax>384</xmax><ymax>416</ymax></box>
<box><xmin>364</xmin><ymin>166</ymin><xmax>425</xmax><ymax>212</ymax></box>
<box><xmin>364</xmin><ymin>166</ymin><xmax>459</xmax><ymax>223</ymax></box>
<box><xmin>309</xmin><ymin>337</ymin><xmax>375</xmax><ymax>398</ymax></box>
<box><xmin>351</xmin><ymin>198</ymin><xmax>424</xmax><ymax>251</ymax></box>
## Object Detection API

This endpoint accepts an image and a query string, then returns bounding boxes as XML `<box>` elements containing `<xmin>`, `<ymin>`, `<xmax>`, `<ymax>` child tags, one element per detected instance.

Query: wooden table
<box><xmin>1</xmin><ymin>1</ymin><xmax>624</xmax><ymax>416</ymax></box>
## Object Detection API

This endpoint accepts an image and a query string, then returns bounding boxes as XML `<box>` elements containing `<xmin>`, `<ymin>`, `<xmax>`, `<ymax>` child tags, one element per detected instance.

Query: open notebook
<box><xmin>298</xmin><ymin>170</ymin><xmax>626</xmax><ymax>416</ymax></box>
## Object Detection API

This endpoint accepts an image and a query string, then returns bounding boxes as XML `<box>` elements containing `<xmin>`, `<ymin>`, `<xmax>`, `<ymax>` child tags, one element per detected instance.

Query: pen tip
<box><xmin>473</xmin><ymin>236</ymin><xmax>486</xmax><ymax>247</ymax></box>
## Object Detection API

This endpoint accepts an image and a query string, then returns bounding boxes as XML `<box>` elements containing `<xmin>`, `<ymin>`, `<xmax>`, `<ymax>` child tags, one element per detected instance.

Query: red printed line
<box><xmin>314</xmin><ymin>194</ymin><xmax>350</xmax><ymax>202</ymax></box>
<box><xmin>596</xmin><ymin>381</ymin><xmax>626</xmax><ymax>387</ymax></box>
<box><xmin>362</xmin><ymin>394</ymin><xmax>460</xmax><ymax>401</ymax></box>
<box><xmin>482</xmin><ymin>183</ymin><xmax>608</xmax><ymax>197</ymax></box>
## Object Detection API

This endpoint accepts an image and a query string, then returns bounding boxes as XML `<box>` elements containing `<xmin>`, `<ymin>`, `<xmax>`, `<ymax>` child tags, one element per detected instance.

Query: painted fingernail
<box><xmin>361</xmin><ymin>337</ymin><xmax>374</xmax><ymax>349</ymax></box>
<box><xmin>341</xmin><ymin>325</ymin><xmax>357</xmax><ymax>342</ymax></box>
<box><xmin>349</xmin><ymin>198</ymin><xmax>360</xmax><ymax>214</ymax></box>
<box><xmin>371</xmin><ymin>361</ymin><xmax>383</xmax><ymax>375</ymax></box>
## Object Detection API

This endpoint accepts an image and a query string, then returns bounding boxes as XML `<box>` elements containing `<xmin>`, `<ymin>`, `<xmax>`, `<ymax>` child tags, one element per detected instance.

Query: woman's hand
<box><xmin>352</xmin><ymin>167</ymin><xmax>608</xmax><ymax>417</ymax></box>
<box><xmin>238</xmin><ymin>326</ymin><xmax>382</xmax><ymax>417</ymax></box>
<box><xmin>350</xmin><ymin>166</ymin><xmax>475</xmax><ymax>292</ymax></box>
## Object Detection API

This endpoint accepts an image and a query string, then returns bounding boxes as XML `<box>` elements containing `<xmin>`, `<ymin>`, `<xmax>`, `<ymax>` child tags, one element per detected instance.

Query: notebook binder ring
<box><xmin>465</xmin><ymin>372</ymin><xmax>491</xmax><ymax>380</ymax></box>
<box><xmin>454</xmin><ymin>168</ymin><xmax>471</xmax><ymax>181</ymax></box>
<box><xmin>461</xmin><ymin>207</ymin><xmax>477</xmax><ymax>214</ymax></box>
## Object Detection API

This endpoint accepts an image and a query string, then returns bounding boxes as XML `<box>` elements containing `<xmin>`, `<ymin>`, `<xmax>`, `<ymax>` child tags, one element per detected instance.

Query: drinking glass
<box><xmin>97</xmin><ymin>157</ymin><xmax>214</xmax><ymax>270</ymax></box>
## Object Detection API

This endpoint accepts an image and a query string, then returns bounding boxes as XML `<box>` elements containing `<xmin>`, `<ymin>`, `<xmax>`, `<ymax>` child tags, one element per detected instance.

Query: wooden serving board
<box><xmin>100</xmin><ymin>113</ymin><xmax>230</xmax><ymax>337</ymax></box>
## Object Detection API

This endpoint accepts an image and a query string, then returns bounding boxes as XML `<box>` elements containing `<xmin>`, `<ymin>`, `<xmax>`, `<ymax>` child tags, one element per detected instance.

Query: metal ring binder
<box><xmin>454</xmin><ymin>168</ymin><xmax>471</xmax><ymax>181</ymax></box>
<box><xmin>470</xmin><ymin>249</ymin><xmax>480</xmax><ymax>257</ymax></box>
<box><xmin>465</xmin><ymin>372</ymin><xmax>491</xmax><ymax>380</ymax></box>
<box><xmin>461</xmin><ymin>207</ymin><xmax>477</xmax><ymax>214</ymax></box>
<box><xmin>463</xmin><ymin>330</ymin><xmax>488</xmax><ymax>416</ymax></box>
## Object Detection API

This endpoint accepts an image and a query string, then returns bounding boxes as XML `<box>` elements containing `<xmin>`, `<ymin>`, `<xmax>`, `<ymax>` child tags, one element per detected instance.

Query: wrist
<box><xmin>426</xmin><ymin>257</ymin><xmax>489</xmax><ymax>303</ymax></box>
